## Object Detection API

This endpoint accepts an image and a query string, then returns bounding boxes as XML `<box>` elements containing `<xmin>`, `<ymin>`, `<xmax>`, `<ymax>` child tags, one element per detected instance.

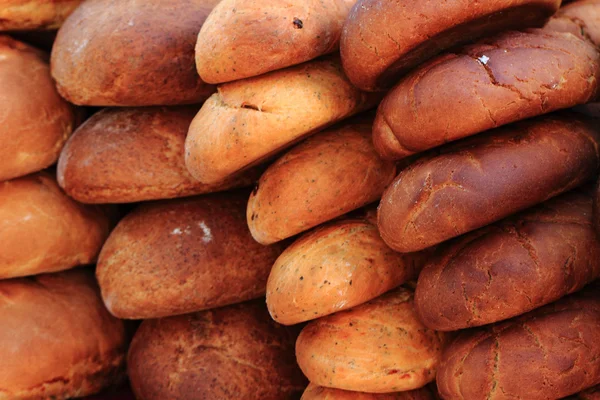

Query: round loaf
<box><xmin>415</xmin><ymin>190</ymin><xmax>600</xmax><ymax>331</ymax></box>
<box><xmin>373</xmin><ymin>29</ymin><xmax>600</xmax><ymax>160</ymax></box>
<box><xmin>378</xmin><ymin>113</ymin><xmax>600</xmax><ymax>253</ymax></box>
<box><xmin>341</xmin><ymin>0</ymin><xmax>561</xmax><ymax>91</ymax></box>
<box><xmin>545</xmin><ymin>0</ymin><xmax>600</xmax><ymax>47</ymax></box>
<box><xmin>437</xmin><ymin>288</ymin><xmax>600</xmax><ymax>400</ymax></box>
<box><xmin>0</xmin><ymin>269</ymin><xmax>128</xmax><ymax>399</ymax></box>
<box><xmin>97</xmin><ymin>192</ymin><xmax>285</xmax><ymax>319</ymax></box>
<box><xmin>57</xmin><ymin>107</ymin><xmax>261</xmax><ymax>203</ymax></box>
<box><xmin>0</xmin><ymin>35</ymin><xmax>76</xmax><ymax>181</ymax></box>
<box><xmin>0</xmin><ymin>172</ymin><xmax>111</xmax><ymax>279</ymax></box>
<box><xmin>127</xmin><ymin>300</ymin><xmax>307</xmax><ymax>400</ymax></box>
<box><xmin>296</xmin><ymin>288</ymin><xmax>447</xmax><ymax>393</ymax></box>
<box><xmin>301</xmin><ymin>383</ymin><xmax>436</xmax><ymax>400</ymax></box>
<box><xmin>50</xmin><ymin>0</ymin><xmax>218</xmax><ymax>106</ymax></box>
<box><xmin>0</xmin><ymin>0</ymin><xmax>82</xmax><ymax>31</ymax></box>
<box><xmin>247</xmin><ymin>116</ymin><xmax>396</xmax><ymax>244</ymax></box>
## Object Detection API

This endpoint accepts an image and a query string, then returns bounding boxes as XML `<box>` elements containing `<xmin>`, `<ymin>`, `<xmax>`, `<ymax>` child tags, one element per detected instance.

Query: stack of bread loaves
<box><xmin>1</xmin><ymin>0</ymin><xmax>600</xmax><ymax>399</ymax></box>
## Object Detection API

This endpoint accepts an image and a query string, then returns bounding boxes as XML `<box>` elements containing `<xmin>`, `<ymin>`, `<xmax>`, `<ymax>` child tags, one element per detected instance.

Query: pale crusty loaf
<box><xmin>0</xmin><ymin>0</ymin><xmax>82</xmax><ymax>31</ymax></box>
<box><xmin>301</xmin><ymin>383</ymin><xmax>436</xmax><ymax>399</ymax></box>
<box><xmin>0</xmin><ymin>269</ymin><xmax>128</xmax><ymax>400</ymax></box>
<box><xmin>545</xmin><ymin>0</ymin><xmax>600</xmax><ymax>47</ymax></box>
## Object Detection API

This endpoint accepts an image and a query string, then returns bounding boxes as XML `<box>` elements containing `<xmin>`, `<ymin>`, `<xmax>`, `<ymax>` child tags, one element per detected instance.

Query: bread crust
<box><xmin>545</xmin><ymin>0</ymin><xmax>600</xmax><ymax>47</ymax></box>
<box><xmin>0</xmin><ymin>0</ymin><xmax>82</xmax><ymax>30</ymax></box>
<box><xmin>301</xmin><ymin>383</ymin><xmax>436</xmax><ymax>400</ymax></box>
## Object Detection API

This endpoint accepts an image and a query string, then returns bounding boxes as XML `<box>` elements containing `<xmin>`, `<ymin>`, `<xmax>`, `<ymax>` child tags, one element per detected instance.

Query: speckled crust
<box><xmin>415</xmin><ymin>190</ymin><xmax>600</xmax><ymax>331</ymax></box>
<box><xmin>96</xmin><ymin>192</ymin><xmax>286</xmax><ymax>319</ymax></box>
<box><xmin>196</xmin><ymin>0</ymin><xmax>356</xmax><ymax>83</ymax></box>
<box><xmin>377</xmin><ymin>113</ymin><xmax>600</xmax><ymax>253</ymax></box>
<box><xmin>184</xmin><ymin>56</ymin><xmax>383</xmax><ymax>184</ymax></box>
<box><xmin>372</xmin><ymin>29</ymin><xmax>600</xmax><ymax>160</ymax></box>
<box><xmin>296</xmin><ymin>288</ymin><xmax>447</xmax><ymax>393</ymax></box>
<box><xmin>57</xmin><ymin>107</ymin><xmax>262</xmax><ymax>204</ymax></box>
<box><xmin>127</xmin><ymin>300</ymin><xmax>307</xmax><ymax>400</ymax></box>
<box><xmin>247</xmin><ymin>115</ymin><xmax>396</xmax><ymax>244</ymax></box>
<box><xmin>437</xmin><ymin>287</ymin><xmax>600</xmax><ymax>400</ymax></box>
<box><xmin>0</xmin><ymin>0</ymin><xmax>82</xmax><ymax>31</ymax></box>
<box><xmin>267</xmin><ymin>219</ymin><xmax>428</xmax><ymax>325</ymax></box>
<box><xmin>0</xmin><ymin>172</ymin><xmax>111</xmax><ymax>279</ymax></box>
<box><xmin>50</xmin><ymin>0</ymin><xmax>218</xmax><ymax>106</ymax></box>
<box><xmin>0</xmin><ymin>269</ymin><xmax>128</xmax><ymax>400</ymax></box>
<box><xmin>301</xmin><ymin>383</ymin><xmax>436</xmax><ymax>400</ymax></box>
<box><xmin>545</xmin><ymin>0</ymin><xmax>600</xmax><ymax>47</ymax></box>
<box><xmin>341</xmin><ymin>0</ymin><xmax>561</xmax><ymax>91</ymax></box>
<box><xmin>0</xmin><ymin>35</ymin><xmax>76</xmax><ymax>181</ymax></box>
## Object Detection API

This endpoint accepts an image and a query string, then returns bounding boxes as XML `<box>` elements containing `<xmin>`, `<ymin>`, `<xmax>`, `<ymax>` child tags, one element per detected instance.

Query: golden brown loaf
<box><xmin>0</xmin><ymin>35</ymin><xmax>77</xmax><ymax>182</ymax></box>
<box><xmin>377</xmin><ymin>113</ymin><xmax>600</xmax><ymax>253</ymax></box>
<box><xmin>57</xmin><ymin>107</ymin><xmax>261</xmax><ymax>203</ymax></box>
<box><xmin>0</xmin><ymin>0</ymin><xmax>82</xmax><ymax>31</ymax></box>
<box><xmin>415</xmin><ymin>190</ymin><xmax>600</xmax><ymax>331</ymax></box>
<box><xmin>196</xmin><ymin>0</ymin><xmax>357</xmax><ymax>83</ymax></box>
<box><xmin>301</xmin><ymin>383</ymin><xmax>436</xmax><ymax>400</ymax></box>
<box><xmin>184</xmin><ymin>56</ymin><xmax>382</xmax><ymax>184</ymax></box>
<box><xmin>50</xmin><ymin>0</ymin><xmax>218</xmax><ymax>106</ymax></box>
<box><xmin>372</xmin><ymin>29</ymin><xmax>600</xmax><ymax>160</ymax></box>
<box><xmin>0</xmin><ymin>172</ymin><xmax>111</xmax><ymax>279</ymax></box>
<box><xmin>127</xmin><ymin>300</ymin><xmax>307</xmax><ymax>400</ymax></box>
<box><xmin>545</xmin><ymin>0</ymin><xmax>600</xmax><ymax>46</ymax></box>
<box><xmin>96</xmin><ymin>192</ymin><xmax>285</xmax><ymax>319</ymax></box>
<box><xmin>341</xmin><ymin>0</ymin><xmax>561</xmax><ymax>91</ymax></box>
<box><xmin>0</xmin><ymin>269</ymin><xmax>128</xmax><ymax>400</ymax></box>
<box><xmin>247</xmin><ymin>116</ymin><xmax>396</xmax><ymax>244</ymax></box>
<box><xmin>296</xmin><ymin>288</ymin><xmax>447</xmax><ymax>393</ymax></box>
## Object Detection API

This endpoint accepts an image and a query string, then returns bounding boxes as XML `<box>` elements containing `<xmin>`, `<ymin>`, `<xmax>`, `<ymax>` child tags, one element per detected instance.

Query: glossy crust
<box><xmin>247</xmin><ymin>116</ymin><xmax>396</xmax><ymax>244</ymax></box>
<box><xmin>50</xmin><ymin>0</ymin><xmax>218</xmax><ymax>106</ymax></box>
<box><xmin>437</xmin><ymin>288</ymin><xmax>600</xmax><ymax>400</ymax></box>
<box><xmin>57</xmin><ymin>107</ymin><xmax>261</xmax><ymax>203</ymax></box>
<box><xmin>415</xmin><ymin>190</ymin><xmax>600</xmax><ymax>331</ymax></box>
<box><xmin>184</xmin><ymin>56</ymin><xmax>382</xmax><ymax>184</ymax></box>
<box><xmin>0</xmin><ymin>269</ymin><xmax>128</xmax><ymax>399</ymax></box>
<box><xmin>196</xmin><ymin>0</ymin><xmax>356</xmax><ymax>83</ymax></box>
<box><xmin>128</xmin><ymin>300</ymin><xmax>307</xmax><ymax>400</ymax></box>
<box><xmin>296</xmin><ymin>288</ymin><xmax>447</xmax><ymax>393</ymax></box>
<box><xmin>341</xmin><ymin>0</ymin><xmax>561</xmax><ymax>91</ymax></box>
<box><xmin>377</xmin><ymin>113</ymin><xmax>600</xmax><ymax>253</ymax></box>
<box><xmin>372</xmin><ymin>29</ymin><xmax>600</xmax><ymax>160</ymax></box>
<box><xmin>545</xmin><ymin>0</ymin><xmax>600</xmax><ymax>46</ymax></box>
<box><xmin>0</xmin><ymin>36</ymin><xmax>76</xmax><ymax>181</ymax></box>
<box><xmin>0</xmin><ymin>0</ymin><xmax>82</xmax><ymax>30</ymax></box>
<box><xmin>0</xmin><ymin>172</ymin><xmax>111</xmax><ymax>279</ymax></box>
<box><xmin>301</xmin><ymin>383</ymin><xmax>436</xmax><ymax>400</ymax></box>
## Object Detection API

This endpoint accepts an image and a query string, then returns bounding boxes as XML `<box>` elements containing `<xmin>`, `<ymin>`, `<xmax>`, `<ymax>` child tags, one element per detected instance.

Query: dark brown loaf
<box><xmin>377</xmin><ymin>113</ymin><xmax>600</xmax><ymax>253</ymax></box>
<box><xmin>0</xmin><ymin>0</ymin><xmax>82</xmax><ymax>31</ymax></box>
<box><xmin>301</xmin><ymin>383</ymin><xmax>436</xmax><ymax>399</ymax></box>
<box><xmin>415</xmin><ymin>190</ymin><xmax>600</xmax><ymax>331</ymax></box>
<box><xmin>127</xmin><ymin>300</ymin><xmax>307</xmax><ymax>400</ymax></box>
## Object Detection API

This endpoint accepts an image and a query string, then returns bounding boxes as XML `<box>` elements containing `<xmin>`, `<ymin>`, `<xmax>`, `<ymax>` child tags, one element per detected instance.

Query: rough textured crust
<box><xmin>437</xmin><ymin>287</ymin><xmax>600</xmax><ymax>400</ymax></box>
<box><xmin>0</xmin><ymin>0</ymin><xmax>82</xmax><ymax>31</ymax></box>
<box><xmin>372</xmin><ymin>29</ymin><xmax>600</xmax><ymax>160</ymax></box>
<box><xmin>184</xmin><ymin>56</ymin><xmax>382</xmax><ymax>184</ymax></box>
<box><xmin>50</xmin><ymin>0</ymin><xmax>218</xmax><ymax>106</ymax></box>
<box><xmin>341</xmin><ymin>0</ymin><xmax>561</xmax><ymax>91</ymax></box>
<box><xmin>127</xmin><ymin>300</ymin><xmax>307</xmax><ymax>400</ymax></box>
<box><xmin>415</xmin><ymin>190</ymin><xmax>600</xmax><ymax>331</ymax></box>
<box><xmin>377</xmin><ymin>113</ymin><xmax>600</xmax><ymax>253</ymax></box>
<box><xmin>296</xmin><ymin>288</ymin><xmax>447</xmax><ymax>393</ymax></box>
<box><xmin>301</xmin><ymin>383</ymin><xmax>436</xmax><ymax>399</ymax></box>
<box><xmin>545</xmin><ymin>0</ymin><xmax>600</xmax><ymax>47</ymax></box>
<box><xmin>247</xmin><ymin>115</ymin><xmax>396</xmax><ymax>244</ymax></box>
<box><xmin>196</xmin><ymin>0</ymin><xmax>356</xmax><ymax>83</ymax></box>
<box><xmin>0</xmin><ymin>172</ymin><xmax>111</xmax><ymax>279</ymax></box>
<box><xmin>97</xmin><ymin>192</ymin><xmax>286</xmax><ymax>319</ymax></box>
<box><xmin>0</xmin><ymin>35</ymin><xmax>76</xmax><ymax>181</ymax></box>
<box><xmin>0</xmin><ymin>269</ymin><xmax>128</xmax><ymax>399</ymax></box>
<box><xmin>267</xmin><ymin>219</ymin><xmax>428</xmax><ymax>325</ymax></box>
<box><xmin>57</xmin><ymin>107</ymin><xmax>262</xmax><ymax>204</ymax></box>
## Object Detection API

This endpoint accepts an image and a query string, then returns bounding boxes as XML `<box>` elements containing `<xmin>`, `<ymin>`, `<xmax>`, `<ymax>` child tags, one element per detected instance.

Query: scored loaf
<box><xmin>0</xmin><ymin>0</ymin><xmax>82</xmax><ymax>31</ymax></box>
<box><xmin>301</xmin><ymin>383</ymin><xmax>437</xmax><ymax>399</ymax></box>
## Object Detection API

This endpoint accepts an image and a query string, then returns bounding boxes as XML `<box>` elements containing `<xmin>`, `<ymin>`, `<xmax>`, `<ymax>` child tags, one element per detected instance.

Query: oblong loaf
<box><xmin>415</xmin><ymin>190</ymin><xmax>600</xmax><ymax>331</ymax></box>
<box><xmin>185</xmin><ymin>56</ymin><xmax>382</xmax><ymax>184</ymax></box>
<box><xmin>377</xmin><ymin>113</ymin><xmax>600</xmax><ymax>253</ymax></box>
<box><xmin>0</xmin><ymin>0</ymin><xmax>82</xmax><ymax>31</ymax></box>
<box><xmin>301</xmin><ymin>383</ymin><xmax>436</xmax><ymax>399</ymax></box>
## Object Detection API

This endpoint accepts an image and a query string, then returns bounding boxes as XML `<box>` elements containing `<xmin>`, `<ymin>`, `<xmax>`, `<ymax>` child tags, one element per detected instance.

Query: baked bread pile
<box><xmin>0</xmin><ymin>0</ymin><xmax>599</xmax><ymax>399</ymax></box>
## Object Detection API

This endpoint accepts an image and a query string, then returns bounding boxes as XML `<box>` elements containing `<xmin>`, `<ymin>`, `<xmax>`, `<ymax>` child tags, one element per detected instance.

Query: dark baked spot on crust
<box><xmin>293</xmin><ymin>18</ymin><xmax>303</xmax><ymax>29</ymax></box>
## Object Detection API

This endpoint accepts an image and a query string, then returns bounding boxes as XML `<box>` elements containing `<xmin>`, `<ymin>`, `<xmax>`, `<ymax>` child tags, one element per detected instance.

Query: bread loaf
<box><xmin>0</xmin><ymin>0</ymin><xmax>82</xmax><ymax>31</ymax></box>
<box><xmin>50</xmin><ymin>0</ymin><xmax>218</xmax><ymax>106</ymax></box>
<box><xmin>58</xmin><ymin>107</ymin><xmax>261</xmax><ymax>203</ymax></box>
<box><xmin>341</xmin><ymin>0</ymin><xmax>561</xmax><ymax>91</ymax></box>
<box><xmin>415</xmin><ymin>190</ymin><xmax>600</xmax><ymax>331</ymax></box>
<box><xmin>301</xmin><ymin>383</ymin><xmax>436</xmax><ymax>400</ymax></box>
<box><xmin>196</xmin><ymin>0</ymin><xmax>357</xmax><ymax>83</ymax></box>
<box><xmin>545</xmin><ymin>0</ymin><xmax>600</xmax><ymax>47</ymax></box>
<box><xmin>578</xmin><ymin>385</ymin><xmax>600</xmax><ymax>400</ymax></box>
<box><xmin>437</xmin><ymin>287</ymin><xmax>600</xmax><ymax>400</ymax></box>
<box><xmin>296</xmin><ymin>288</ymin><xmax>447</xmax><ymax>393</ymax></box>
<box><xmin>372</xmin><ymin>29</ymin><xmax>600</xmax><ymax>160</ymax></box>
<box><xmin>0</xmin><ymin>269</ymin><xmax>128</xmax><ymax>399</ymax></box>
<box><xmin>184</xmin><ymin>56</ymin><xmax>382</xmax><ymax>184</ymax></box>
<box><xmin>378</xmin><ymin>113</ymin><xmax>600</xmax><ymax>253</ymax></box>
<box><xmin>127</xmin><ymin>300</ymin><xmax>307</xmax><ymax>400</ymax></box>
<box><xmin>247</xmin><ymin>115</ymin><xmax>396</xmax><ymax>244</ymax></box>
